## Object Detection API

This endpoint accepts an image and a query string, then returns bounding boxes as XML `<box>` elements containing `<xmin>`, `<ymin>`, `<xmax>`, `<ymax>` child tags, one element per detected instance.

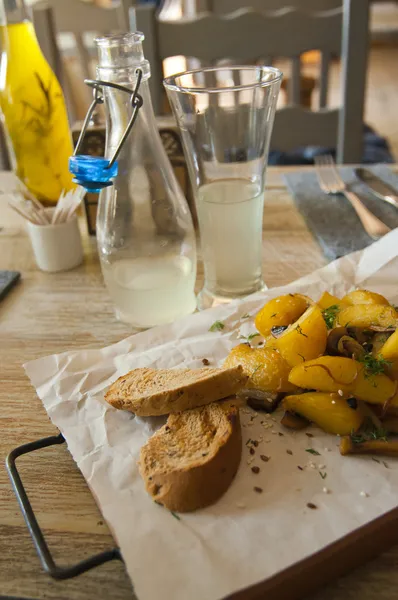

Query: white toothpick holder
<box><xmin>27</xmin><ymin>209</ymin><xmax>84</xmax><ymax>273</ymax></box>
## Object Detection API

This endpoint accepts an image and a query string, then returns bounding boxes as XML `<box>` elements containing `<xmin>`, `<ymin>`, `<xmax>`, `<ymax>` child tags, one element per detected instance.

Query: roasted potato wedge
<box><xmin>224</xmin><ymin>343</ymin><xmax>297</xmax><ymax>393</ymax></box>
<box><xmin>318</xmin><ymin>291</ymin><xmax>346</xmax><ymax>311</ymax></box>
<box><xmin>288</xmin><ymin>356</ymin><xmax>398</xmax><ymax>406</ymax></box>
<box><xmin>254</xmin><ymin>294</ymin><xmax>309</xmax><ymax>337</ymax></box>
<box><xmin>266</xmin><ymin>305</ymin><xmax>327</xmax><ymax>367</ymax></box>
<box><xmin>340</xmin><ymin>436</ymin><xmax>398</xmax><ymax>457</ymax></box>
<box><xmin>283</xmin><ymin>392</ymin><xmax>364</xmax><ymax>435</ymax></box>
<box><xmin>378</xmin><ymin>328</ymin><xmax>398</xmax><ymax>362</ymax></box>
<box><xmin>372</xmin><ymin>332</ymin><xmax>392</xmax><ymax>357</ymax></box>
<box><xmin>336</xmin><ymin>304</ymin><xmax>398</xmax><ymax>330</ymax></box>
<box><xmin>342</xmin><ymin>289</ymin><xmax>390</xmax><ymax>306</ymax></box>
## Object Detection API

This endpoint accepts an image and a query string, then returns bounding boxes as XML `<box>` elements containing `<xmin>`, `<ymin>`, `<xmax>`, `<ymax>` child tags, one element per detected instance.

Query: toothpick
<box><xmin>8</xmin><ymin>201</ymin><xmax>37</xmax><ymax>224</ymax></box>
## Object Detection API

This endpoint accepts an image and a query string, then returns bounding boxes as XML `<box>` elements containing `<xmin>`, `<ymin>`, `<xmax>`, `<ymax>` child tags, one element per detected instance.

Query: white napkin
<box><xmin>24</xmin><ymin>228</ymin><xmax>398</xmax><ymax>600</ymax></box>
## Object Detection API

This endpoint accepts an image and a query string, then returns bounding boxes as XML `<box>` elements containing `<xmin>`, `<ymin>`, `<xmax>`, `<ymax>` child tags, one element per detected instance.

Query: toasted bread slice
<box><xmin>105</xmin><ymin>366</ymin><xmax>247</xmax><ymax>417</ymax></box>
<box><xmin>138</xmin><ymin>400</ymin><xmax>241</xmax><ymax>512</ymax></box>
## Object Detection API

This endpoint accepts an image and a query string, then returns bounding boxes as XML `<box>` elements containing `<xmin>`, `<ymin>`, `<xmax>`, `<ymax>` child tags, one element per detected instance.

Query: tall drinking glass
<box><xmin>164</xmin><ymin>66</ymin><xmax>282</xmax><ymax>309</ymax></box>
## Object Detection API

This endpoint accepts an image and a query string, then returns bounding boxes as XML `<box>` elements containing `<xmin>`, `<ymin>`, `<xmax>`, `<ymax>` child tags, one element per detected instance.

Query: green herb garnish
<box><xmin>295</xmin><ymin>325</ymin><xmax>308</xmax><ymax>337</ymax></box>
<box><xmin>170</xmin><ymin>511</ymin><xmax>181</xmax><ymax>520</ymax></box>
<box><xmin>298</xmin><ymin>354</ymin><xmax>306</xmax><ymax>362</ymax></box>
<box><xmin>305</xmin><ymin>448</ymin><xmax>320</xmax><ymax>456</ymax></box>
<box><xmin>357</xmin><ymin>352</ymin><xmax>391</xmax><ymax>379</ymax></box>
<box><xmin>239</xmin><ymin>332</ymin><xmax>261</xmax><ymax>343</ymax></box>
<box><xmin>270</xmin><ymin>313</ymin><xmax>277</xmax><ymax>318</ymax></box>
<box><xmin>319</xmin><ymin>471</ymin><xmax>327</xmax><ymax>480</ymax></box>
<box><xmin>322</xmin><ymin>305</ymin><xmax>340</xmax><ymax>329</ymax></box>
<box><xmin>241</xmin><ymin>313</ymin><xmax>251</xmax><ymax>319</ymax></box>
<box><xmin>351</xmin><ymin>427</ymin><xmax>388</xmax><ymax>444</ymax></box>
<box><xmin>247</xmin><ymin>333</ymin><xmax>261</xmax><ymax>342</ymax></box>
<box><xmin>209</xmin><ymin>320</ymin><xmax>225</xmax><ymax>332</ymax></box>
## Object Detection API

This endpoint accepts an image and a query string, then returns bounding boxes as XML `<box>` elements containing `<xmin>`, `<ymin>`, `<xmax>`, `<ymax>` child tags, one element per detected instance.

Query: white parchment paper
<box><xmin>24</xmin><ymin>229</ymin><xmax>398</xmax><ymax>600</ymax></box>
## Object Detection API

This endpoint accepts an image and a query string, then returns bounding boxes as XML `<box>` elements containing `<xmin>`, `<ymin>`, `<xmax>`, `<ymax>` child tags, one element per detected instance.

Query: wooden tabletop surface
<box><xmin>1</xmin><ymin>167</ymin><xmax>398</xmax><ymax>600</ymax></box>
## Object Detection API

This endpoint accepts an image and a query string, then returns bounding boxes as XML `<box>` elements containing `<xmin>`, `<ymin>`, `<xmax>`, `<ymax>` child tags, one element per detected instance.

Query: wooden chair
<box><xmin>132</xmin><ymin>0</ymin><xmax>370</xmax><ymax>163</ymax></box>
<box><xmin>32</xmin><ymin>0</ymin><xmax>131</xmax><ymax>121</ymax></box>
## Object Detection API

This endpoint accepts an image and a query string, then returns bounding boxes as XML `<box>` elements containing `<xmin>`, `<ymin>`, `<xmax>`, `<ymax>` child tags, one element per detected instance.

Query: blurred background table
<box><xmin>1</xmin><ymin>166</ymin><xmax>398</xmax><ymax>600</ymax></box>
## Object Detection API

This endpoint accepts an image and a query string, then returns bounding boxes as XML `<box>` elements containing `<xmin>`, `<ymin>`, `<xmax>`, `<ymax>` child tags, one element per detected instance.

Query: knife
<box><xmin>355</xmin><ymin>168</ymin><xmax>398</xmax><ymax>208</ymax></box>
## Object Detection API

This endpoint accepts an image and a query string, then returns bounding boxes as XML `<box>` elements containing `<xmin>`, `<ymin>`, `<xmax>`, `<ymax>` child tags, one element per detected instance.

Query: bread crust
<box><xmin>138</xmin><ymin>401</ymin><xmax>242</xmax><ymax>512</ymax></box>
<box><xmin>105</xmin><ymin>366</ymin><xmax>247</xmax><ymax>416</ymax></box>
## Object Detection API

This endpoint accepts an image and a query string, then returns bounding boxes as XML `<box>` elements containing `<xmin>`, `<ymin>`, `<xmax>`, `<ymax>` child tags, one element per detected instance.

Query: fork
<box><xmin>314</xmin><ymin>154</ymin><xmax>391</xmax><ymax>240</ymax></box>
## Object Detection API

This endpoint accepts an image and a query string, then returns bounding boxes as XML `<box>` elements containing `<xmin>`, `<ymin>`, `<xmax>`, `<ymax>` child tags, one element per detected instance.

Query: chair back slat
<box><xmin>273</xmin><ymin>106</ymin><xmax>339</xmax><ymax>151</ymax></box>
<box><xmin>157</xmin><ymin>8</ymin><xmax>342</xmax><ymax>61</ymax></box>
<box><xmin>289</xmin><ymin>56</ymin><xmax>301</xmax><ymax>105</ymax></box>
<box><xmin>319</xmin><ymin>51</ymin><xmax>330</xmax><ymax>108</ymax></box>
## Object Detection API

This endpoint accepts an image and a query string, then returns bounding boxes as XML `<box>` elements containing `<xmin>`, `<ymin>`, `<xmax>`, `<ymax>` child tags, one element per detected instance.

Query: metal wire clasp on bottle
<box><xmin>69</xmin><ymin>68</ymin><xmax>143</xmax><ymax>191</ymax></box>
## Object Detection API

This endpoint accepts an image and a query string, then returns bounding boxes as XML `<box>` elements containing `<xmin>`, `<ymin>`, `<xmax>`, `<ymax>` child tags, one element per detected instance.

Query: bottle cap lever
<box><xmin>69</xmin><ymin>68</ymin><xmax>143</xmax><ymax>193</ymax></box>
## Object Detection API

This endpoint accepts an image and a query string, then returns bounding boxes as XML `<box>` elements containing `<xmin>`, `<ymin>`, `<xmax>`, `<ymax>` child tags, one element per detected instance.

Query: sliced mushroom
<box><xmin>239</xmin><ymin>389</ymin><xmax>284</xmax><ymax>413</ymax></box>
<box><xmin>326</xmin><ymin>327</ymin><xmax>349</xmax><ymax>355</ymax></box>
<box><xmin>337</xmin><ymin>335</ymin><xmax>366</xmax><ymax>360</ymax></box>
<box><xmin>346</xmin><ymin>327</ymin><xmax>374</xmax><ymax>344</ymax></box>
<box><xmin>281</xmin><ymin>411</ymin><xmax>310</xmax><ymax>430</ymax></box>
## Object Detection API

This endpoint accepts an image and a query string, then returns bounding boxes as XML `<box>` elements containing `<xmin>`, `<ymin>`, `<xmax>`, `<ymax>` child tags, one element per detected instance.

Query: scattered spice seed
<box><xmin>254</xmin><ymin>486</ymin><xmax>263</xmax><ymax>493</ymax></box>
<box><xmin>278</xmin><ymin>432</ymin><xmax>284</xmax><ymax>437</ymax></box>
<box><xmin>260</xmin><ymin>455</ymin><xmax>270</xmax><ymax>462</ymax></box>
<box><xmin>305</xmin><ymin>448</ymin><xmax>320</xmax><ymax>456</ymax></box>
<box><xmin>297</xmin><ymin>466</ymin><xmax>303</xmax><ymax>471</ymax></box>
<box><xmin>251</xmin><ymin>466</ymin><xmax>260</xmax><ymax>474</ymax></box>
<box><xmin>236</xmin><ymin>502</ymin><xmax>246</xmax><ymax>509</ymax></box>
<box><xmin>305</xmin><ymin>433</ymin><xmax>314</xmax><ymax>438</ymax></box>
<box><xmin>246</xmin><ymin>439</ymin><xmax>252</xmax><ymax>446</ymax></box>
<box><xmin>322</xmin><ymin>487</ymin><xmax>330</xmax><ymax>494</ymax></box>
<box><xmin>307</xmin><ymin>502</ymin><xmax>317</xmax><ymax>510</ymax></box>
<box><xmin>97</xmin><ymin>520</ymin><xmax>103</xmax><ymax>526</ymax></box>
<box><xmin>360</xmin><ymin>491</ymin><xmax>369</xmax><ymax>498</ymax></box>
<box><xmin>286</xmin><ymin>449</ymin><xmax>293</xmax><ymax>455</ymax></box>
<box><xmin>202</xmin><ymin>358</ymin><xmax>210</xmax><ymax>366</ymax></box>
<box><xmin>252</xmin><ymin>440</ymin><xmax>259</xmax><ymax>447</ymax></box>
<box><xmin>249</xmin><ymin>447</ymin><xmax>255</xmax><ymax>455</ymax></box>
<box><xmin>318</xmin><ymin>464</ymin><xmax>326</xmax><ymax>469</ymax></box>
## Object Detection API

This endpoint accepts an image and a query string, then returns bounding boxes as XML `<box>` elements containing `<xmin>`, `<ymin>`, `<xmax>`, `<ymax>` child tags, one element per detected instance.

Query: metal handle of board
<box><xmin>5</xmin><ymin>433</ymin><xmax>122</xmax><ymax>580</ymax></box>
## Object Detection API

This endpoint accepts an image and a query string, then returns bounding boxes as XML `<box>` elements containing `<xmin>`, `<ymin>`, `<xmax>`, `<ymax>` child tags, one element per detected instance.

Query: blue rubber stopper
<box><xmin>69</xmin><ymin>155</ymin><xmax>118</xmax><ymax>193</ymax></box>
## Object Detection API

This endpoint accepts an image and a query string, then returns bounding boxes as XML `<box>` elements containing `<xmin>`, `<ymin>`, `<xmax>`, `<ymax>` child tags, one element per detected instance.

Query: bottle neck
<box><xmin>0</xmin><ymin>0</ymin><xmax>30</xmax><ymax>25</ymax></box>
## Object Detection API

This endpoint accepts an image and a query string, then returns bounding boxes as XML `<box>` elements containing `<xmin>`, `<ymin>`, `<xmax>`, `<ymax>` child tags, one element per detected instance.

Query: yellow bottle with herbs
<box><xmin>0</xmin><ymin>0</ymin><xmax>74</xmax><ymax>203</ymax></box>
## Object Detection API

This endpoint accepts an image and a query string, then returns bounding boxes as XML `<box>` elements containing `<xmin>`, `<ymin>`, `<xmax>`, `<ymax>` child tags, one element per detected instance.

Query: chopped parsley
<box><xmin>249</xmin><ymin>333</ymin><xmax>260</xmax><ymax>341</ymax></box>
<box><xmin>170</xmin><ymin>511</ymin><xmax>181</xmax><ymax>520</ymax></box>
<box><xmin>322</xmin><ymin>305</ymin><xmax>340</xmax><ymax>329</ymax></box>
<box><xmin>357</xmin><ymin>352</ymin><xmax>391</xmax><ymax>379</ymax></box>
<box><xmin>209</xmin><ymin>320</ymin><xmax>225</xmax><ymax>332</ymax></box>
<box><xmin>351</xmin><ymin>427</ymin><xmax>388</xmax><ymax>444</ymax></box>
<box><xmin>319</xmin><ymin>471</ymin><xmax>327</xmax><ymax>480</ymax></box>
<box><xmin>241</xmin><ymin>313</ymin><xmax>251</xmax><ymax>319</ymax></box>
<box><xmin>305</xmin><ymin>448</ymin><xmax>321</xmax><ymax>456</ymax></box>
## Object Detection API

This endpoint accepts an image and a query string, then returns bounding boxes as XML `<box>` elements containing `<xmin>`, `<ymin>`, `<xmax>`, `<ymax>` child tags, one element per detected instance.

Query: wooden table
<box><xmin>1</xmin><ymin>167</ymin><xmax>398</xmax><ymax>600</ymax></box>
